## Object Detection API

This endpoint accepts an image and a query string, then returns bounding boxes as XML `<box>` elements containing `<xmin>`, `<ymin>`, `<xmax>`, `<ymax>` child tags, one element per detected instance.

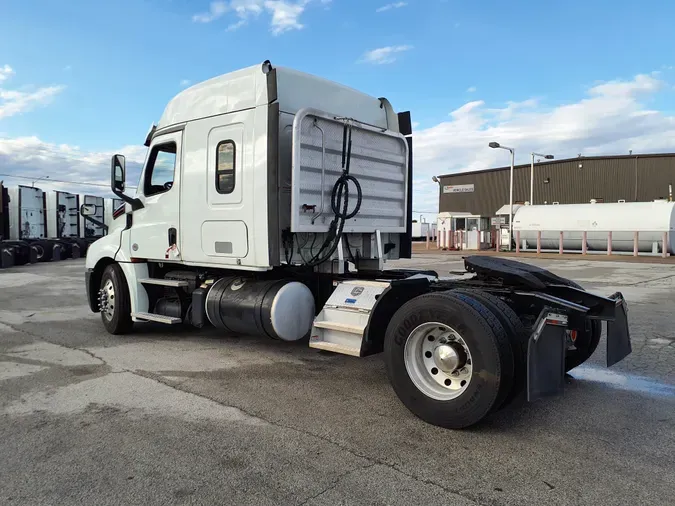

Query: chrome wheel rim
<box><xmin>100</xmin><ymin>278</ymin><xmax>115</xmax><ymax>321</ymax></box>
<box><xmin>404</xmin><ymin>322</ymin><xmax>473</xmax><ymax>401</ymax></box>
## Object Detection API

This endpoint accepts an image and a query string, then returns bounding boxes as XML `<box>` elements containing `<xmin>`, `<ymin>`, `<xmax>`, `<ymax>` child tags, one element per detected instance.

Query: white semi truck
<box><xmin>82</xmin><ymin>61</ymin><xmax>631</xmax><ymax>429</ymax></box>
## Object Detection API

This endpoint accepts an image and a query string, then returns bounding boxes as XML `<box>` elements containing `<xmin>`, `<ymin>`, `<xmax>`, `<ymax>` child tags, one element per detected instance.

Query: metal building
<box><xmin>436</xmin><ymin>153</ymin><xmax>675</xmax><ymax>217</ymax></box>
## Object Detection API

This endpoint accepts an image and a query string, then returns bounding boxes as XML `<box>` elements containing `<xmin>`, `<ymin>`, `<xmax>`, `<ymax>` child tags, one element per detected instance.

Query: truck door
<box><xmin>129</xmin><ymin>130</ymin><xmax>182</xmax><ymax>261</ymax></box>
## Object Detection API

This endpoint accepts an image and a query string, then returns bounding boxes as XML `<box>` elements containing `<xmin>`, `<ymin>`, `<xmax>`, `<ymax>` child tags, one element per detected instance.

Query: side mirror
<box><xmin>80</xmin><ymin>204</ymin><xmax>96</xmax><ymax>216</ymax></box>
<box><xmin>109</xmin><ymin>153</ymin><xmax>144</xmax><ymax>211</ymax></box>
<box><xmin>111</xmin><ymin>154</ymin><xmax>126</xmax><ymax>193</ymax></box>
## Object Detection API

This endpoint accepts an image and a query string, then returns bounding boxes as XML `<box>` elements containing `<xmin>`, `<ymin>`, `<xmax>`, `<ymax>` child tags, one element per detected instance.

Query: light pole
<box><xmin>432</xmin><ymin>174</ymin><xmax>443</xmax><ymax>207</ymax></box>
<box><xmin>530</xmin><ymin>152</ymin><xmax>554</xmax><ymax>205</ymax></box>
<box><xmin>489</xmin><ymin>142</ymin><xmax>515</xmax><ymax>251</ymax></box>
<box><xmin>31</xmin><ymin>175</ymin><xmax>49</xmax><ymax>187</ymax></box>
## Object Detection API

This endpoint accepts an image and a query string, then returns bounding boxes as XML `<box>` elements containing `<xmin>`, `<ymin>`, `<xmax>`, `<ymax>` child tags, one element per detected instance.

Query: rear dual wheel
<box><xmin>31</xmin><ymin>240</ymin><xmax>49</xmax><ymax>261</ymax></box>
<box><xmin>564</xmin><ymin>279</ymin><xmax>602</xmax><ymax>372</ymax></box>
<box><xmin>384</xmin><ymin>291</ymin><xmax>515</xmax><ymax>429</ymax></box>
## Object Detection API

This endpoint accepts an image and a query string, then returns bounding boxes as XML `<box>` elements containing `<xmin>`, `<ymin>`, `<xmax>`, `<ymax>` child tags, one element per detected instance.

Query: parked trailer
<box><xmin>79</xmin><ymin>195</ymin><xmax>106</xmax><ymax>240</ymax></box>
<box><xmin>82</xmin><ymin>61</ymin><xmax>631</xmax><ymax>429</ymax></box>
<box><xmin>411</xmin><ymin>217</ymin><xmax>437</xmax><ymax>241</ymax></box>
<box><xmin>45</xmin><ymin>190</ymin><xmax>89</xmax><ymax>258</ymax></box>
<box><xmin>0</xmin><ymin>182</ymin><xmax>37</xmax><ymax>267</ymax></box>
<box><xmin>7</xmin><ymin>185</ymin><xmax>66</xmax><ymax>261</ymax></box>
<box><xmin>0</xmin><ymin>182</ymin><xmax>32</xmax><ymax>268</ymax></box>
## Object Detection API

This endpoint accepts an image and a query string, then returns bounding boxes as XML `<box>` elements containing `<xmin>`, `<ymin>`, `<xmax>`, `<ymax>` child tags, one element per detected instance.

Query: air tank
<box><xmin>512</xmin><ymin>201</ymin><xmax>675</xmax><ymax>253</ymax></box>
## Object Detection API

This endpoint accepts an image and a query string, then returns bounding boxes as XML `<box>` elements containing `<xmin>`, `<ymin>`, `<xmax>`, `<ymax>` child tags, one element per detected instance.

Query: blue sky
<box><xmin>1</xmin><ymin>0</ymin><xmax>674</xmax><ymax>212</ymax></box>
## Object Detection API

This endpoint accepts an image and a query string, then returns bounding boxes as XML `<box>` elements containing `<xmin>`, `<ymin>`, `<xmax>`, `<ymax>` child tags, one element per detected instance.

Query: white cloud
<box><xmin>265</xmin><ymin>0</ymin><xmax>306</xmax><ymax>35</ymax></box>
<box><xmin>192</xmin><ymin>0</ymin><xmax>313</xmax><ymax>35</ymax></box>
<box><xmin>0</xmin><ymin>87</ymin><xmax>64</xmax><ymax>119</ymax></box>
<box><xmin>0</xmin><ymin>65</ymin><xmax>15</xmax><ymax>82</ymax></box>
<box><xmin>226</xmin><ymin>19</ymin><xmax>248</xmax><ymax>31</ymax></box>
<box><xmin>63</xmin><ymin>65</ymin><xmax>72</xmax><ymax>72</ymax></box>
<box><xmin>411</xmin><ymin>72</ymin><xmax>675</xmax><ymax>213</ymax></box>
<box><xmin>0</xmin><ymin>136</ymin><xmax>147</xmax><ymax>195</ymax></box>
<box><xmin>376</xmin><ymin>2</ymin><xmax>407</xmax><ymax>13</ymax></box>
<box><xmin>588</xmin><ymin>73</ymin><xmax>662</xmax><ymax>97</ymax></box>
<box><xmin>180</xmin><ymin>79</ymin><xmax>192</xmax><ymax>87</ymax></box>
<box><xmin>0</xmin><ymin>65</ymin><xmax>65</xmax><ymax>119</ymax></box>
<box><xmin>359</xmin><ymin>45</ymin><xmax>412</xmax><ymax>65</ymax></box>
<box><xmin>466</xmin><ymin>86</ymin><xmax>476</xmax><ymax>93</ymax></box>
<box><xmin>193</xmin><ymin>1</ymin><xmax>229</xmax><ymax>23</ymax></box>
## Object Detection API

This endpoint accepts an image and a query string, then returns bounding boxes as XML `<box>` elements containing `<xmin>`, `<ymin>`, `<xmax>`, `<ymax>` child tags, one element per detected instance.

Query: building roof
<box><xmin>437</xmin><ymin>152</ymin><xmax>675</xmax><ymax>179</ymax></box>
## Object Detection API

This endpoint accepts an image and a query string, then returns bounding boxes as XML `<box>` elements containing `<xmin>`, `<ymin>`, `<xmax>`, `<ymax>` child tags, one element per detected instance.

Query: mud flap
<box><xmin>29</xmin><ymin>245</ymin><xmax>38</xmax><ymax>263</ymax></box>
<box><xmin>51</xmin><ymin>243</ymin><xmax>63</xmax><ymax>261</ymax></box>
<box><xmin>607</xmin><ymin>292</ymin><xmax>632</xmax><ymax>367</ymax></box>
<box><xmin>527</xmin><ymin>311</ymin><xmax>569</xmax><ymax>402</ymax></box>
<box><xmin>1</xmin><ymin>246</ymin><xmax>15</xmax><ymax>268</ymax></box>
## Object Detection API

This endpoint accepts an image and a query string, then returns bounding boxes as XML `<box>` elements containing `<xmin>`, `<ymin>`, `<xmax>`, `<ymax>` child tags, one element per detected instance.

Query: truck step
<box><xmin>308</xmin><ymin>341</ymin><xmax>362</xmax><ymax>357</ymax></box>
<box><xmin>131</xmin><ymin>312</ymin><xmax>182</xmax><ymax>324</ymax></box>
<box><xmin>309</xmin><ymin>280</ymin><xmax>391</xmax><ymax>357</ymax></box>
<box><xmin>312</xmin><ymin>321</ymin><xmax>364</xmax><ymax>334</ymax></box>
<box><xmin>139</xmin><ymin>278</ymin><xmax>189</xmax><ymax>288</ymax></box>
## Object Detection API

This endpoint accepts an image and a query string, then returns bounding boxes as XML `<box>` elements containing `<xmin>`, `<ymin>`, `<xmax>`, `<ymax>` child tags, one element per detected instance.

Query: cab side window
<box><xmin>216</xmin><ymin>140</ymin><xmax>235</xmax><ymax>194</ymax></box>
<box><xmin>144</xmin><ymin>142</ymin><xmax>177</xmax><ymax>196</ymax></box>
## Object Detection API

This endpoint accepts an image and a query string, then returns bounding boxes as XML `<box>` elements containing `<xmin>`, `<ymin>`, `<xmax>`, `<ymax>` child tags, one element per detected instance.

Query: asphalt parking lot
<box><xmin>1</xmin><ymin>255</ymin><xmax>674</xmax><ymax>506</ymax></box>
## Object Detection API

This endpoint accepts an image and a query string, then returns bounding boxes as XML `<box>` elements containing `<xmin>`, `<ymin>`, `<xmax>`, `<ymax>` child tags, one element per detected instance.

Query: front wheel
<box><xmin>99</xmin><ymin>263</ymin><xmax>133</xmax><ymax>335</ymax></box>
<box><xmin>384</xmin><ymin>292</ymin><xmax>514</xmax><ymax>429</ymax></box>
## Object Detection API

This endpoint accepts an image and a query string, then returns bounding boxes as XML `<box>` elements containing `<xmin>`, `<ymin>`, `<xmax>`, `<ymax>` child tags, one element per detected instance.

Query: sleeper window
<box><xmin>216</xmin><ymin>140</ymin><xmax>236</xmax><ymax>194</ymax></box>
<box><xmin>144</xmin><ymin>142</ymin><xmax>177</xmax><ymax>196</ymax></box>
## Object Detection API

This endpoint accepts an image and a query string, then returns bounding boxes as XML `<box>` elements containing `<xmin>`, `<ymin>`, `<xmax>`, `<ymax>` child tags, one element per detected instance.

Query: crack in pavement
<box><xmin>0</xmin><ymin>322</ymin><xmax>107</xmax><ymax>366</ymax></box>
<box><xmin>627</xmin><ymin>273</ymin><xmax>675</xmax><ymax>286</ymax></box>
<box><xmin>133</xmin><ymin>370</ymin><xmax>486</xmax><ymax>505</ymax></box>
<box><xmin>295</xmin><ymin>463</ymin><xmax>377</xmax><ymax>506</ymax></box>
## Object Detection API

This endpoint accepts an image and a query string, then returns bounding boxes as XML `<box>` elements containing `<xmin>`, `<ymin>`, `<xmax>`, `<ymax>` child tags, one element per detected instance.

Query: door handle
<box><xmin>168</xmin><ymin>227</ymin><xmax>177</xmax><ymax>246</ymax></box>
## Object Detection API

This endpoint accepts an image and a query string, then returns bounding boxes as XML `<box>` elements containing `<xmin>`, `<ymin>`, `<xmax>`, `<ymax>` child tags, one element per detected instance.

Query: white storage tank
<box><xmin>512</xmin><ymin>201</ymin><xmax>675</xmax><ymax>253</ymax></box>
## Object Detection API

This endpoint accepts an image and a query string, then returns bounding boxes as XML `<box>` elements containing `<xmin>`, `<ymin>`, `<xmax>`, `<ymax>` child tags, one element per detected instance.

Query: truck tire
<box><xmin>99</xmin><ymin>263</ymin><xmax>133</xmax><ymax>335</ymax></box>
<box><xmin>384</xmin><ymin>292</ymin><xmax>514</xmax><ymax>429</ymax></box>
<box><xmin>564</xmin><ymin>280</ymin><xmax>602</xmax><ymax>372</ymax></box>
<box><xmin>32</xmin><ymin>240</ymin><xmax>49</xmax><ymax>262</ymax></box>
<box><xmin>449</xmin><ymin>288</ymin><xmax>528</xmax><ymax>409</ymax></box>
<box><xmin>565</xmin><ymin>320</ymin><xmax>602</xmax><ymax>372</ymax></box>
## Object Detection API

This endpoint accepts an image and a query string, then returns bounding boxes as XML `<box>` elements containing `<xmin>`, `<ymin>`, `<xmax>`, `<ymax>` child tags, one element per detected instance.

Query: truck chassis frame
<box><xmin>84</xmin><ymin>254</ymin><xmax>631</xmax><ymax>429</ymax></box>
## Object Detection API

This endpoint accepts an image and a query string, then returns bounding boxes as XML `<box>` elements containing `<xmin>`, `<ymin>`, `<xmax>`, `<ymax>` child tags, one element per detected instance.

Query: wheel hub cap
<box><xmin>403</xmin><ymin>322</ymin><xmax>474</xmax><ymax>401</ymax></box>
<box><xmin>98</xmin><ymin>279</ymin><xmax>115</xmax><ymax>320</ymax></box>
<box><xmin>433</xmin><ymin>344</ymin><xmax>466</xmax><ymax>373</ymax></box>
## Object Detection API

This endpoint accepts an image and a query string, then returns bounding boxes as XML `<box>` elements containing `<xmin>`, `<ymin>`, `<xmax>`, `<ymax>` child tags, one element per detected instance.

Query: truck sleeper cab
<box><xmin>83</xmin><ymin>61</ymin><xmax>632</xmax><ymax>430</ymax></box>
